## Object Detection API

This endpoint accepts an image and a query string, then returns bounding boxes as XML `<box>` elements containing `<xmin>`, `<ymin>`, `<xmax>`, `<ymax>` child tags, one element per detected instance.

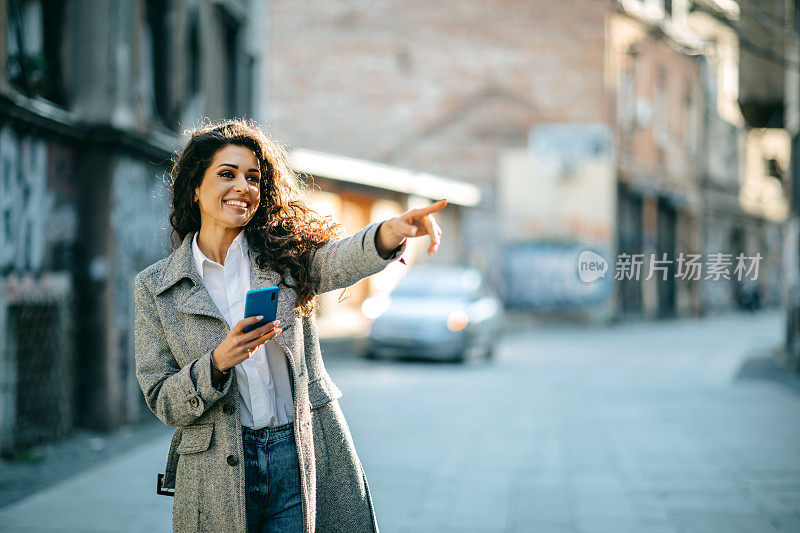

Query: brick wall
<box><xmin>268</xmin><ymin>0</ymin><xmax>612</xmax><ymax>189</ymax></box>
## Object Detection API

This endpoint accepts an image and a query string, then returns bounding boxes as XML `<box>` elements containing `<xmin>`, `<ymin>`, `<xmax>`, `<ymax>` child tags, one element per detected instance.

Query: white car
<box><xmin>365</xmin><ymin>265</ymin><xmax>503</xmax><ymax>362</ymax></box>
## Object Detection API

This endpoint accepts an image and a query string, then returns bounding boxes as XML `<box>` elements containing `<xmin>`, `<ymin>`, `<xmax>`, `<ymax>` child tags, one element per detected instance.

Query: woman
<box><xmin>134</xmin><ymin>119</ymin><xmax>446</xmax><ymax>533</ymax></box>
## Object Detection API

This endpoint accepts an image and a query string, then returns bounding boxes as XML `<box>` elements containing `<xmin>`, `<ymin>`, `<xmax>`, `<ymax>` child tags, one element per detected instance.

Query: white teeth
<box><xmin>225</xmin><ymin>200</ymin><xmax>247</xmax><ymax>208</ymax></box>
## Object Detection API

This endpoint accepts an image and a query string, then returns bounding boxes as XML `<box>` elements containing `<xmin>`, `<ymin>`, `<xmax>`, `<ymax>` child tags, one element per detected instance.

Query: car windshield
<box><xmin>392</xmin><ymin>269</ymin><xmax>480</xmax><ymax>298</ymax></box>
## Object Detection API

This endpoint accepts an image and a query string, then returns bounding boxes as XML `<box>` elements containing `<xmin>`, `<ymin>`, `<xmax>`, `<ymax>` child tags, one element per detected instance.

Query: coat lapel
<box><xmin>159</xmin><ymin>233</ymin><xmax>228</xmax><ymax>324</ymax></box>
<box><xmin>177</xmin><ymin>283</ymin><xmax>228</xmax><ymax>323</ymax></box>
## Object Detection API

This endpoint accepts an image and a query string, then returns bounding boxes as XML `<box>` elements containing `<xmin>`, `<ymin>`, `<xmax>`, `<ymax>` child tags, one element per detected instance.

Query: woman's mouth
<box><xmin>223</xmin><ymin>199</ymin><xmax>249</xmax><ymax>213</ymax></box>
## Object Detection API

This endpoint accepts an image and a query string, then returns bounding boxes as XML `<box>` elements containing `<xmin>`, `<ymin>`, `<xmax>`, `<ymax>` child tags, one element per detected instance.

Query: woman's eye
<box><xmin>220</xmin><ymin>170</ymin><xmax>234</xmax><ymax>179</ymax></box>
<box><xmin>247</xmin><ymin>175</ymin><xmax>259</xmax><ymax>183</ymax></box>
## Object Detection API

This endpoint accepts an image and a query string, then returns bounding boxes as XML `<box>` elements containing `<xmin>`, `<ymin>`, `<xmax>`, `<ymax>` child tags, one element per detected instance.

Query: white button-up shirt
<box><xmin>192</xmin><ymin>231</ymin><xmax>294</xmax><ymax>429</ymax></box>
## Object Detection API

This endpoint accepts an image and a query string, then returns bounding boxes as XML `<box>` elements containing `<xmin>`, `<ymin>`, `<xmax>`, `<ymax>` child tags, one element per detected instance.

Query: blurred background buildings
<box><xmin>0</xmin><ymin>0</ymin><xmax>798</xmax><ymax>452</ymax></box>
<box><xmin>266</xmin><ymin>0</ymin><xmax>791</xmax><ymax>323</ymax></box>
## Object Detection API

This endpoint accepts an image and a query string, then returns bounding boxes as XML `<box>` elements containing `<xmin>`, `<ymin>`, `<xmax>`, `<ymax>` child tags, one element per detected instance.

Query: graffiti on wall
<box><xmin>502</xmin><ymin>241</ymin><xmax>612</xmax><ymax>309</ymax></box>
<box><xmin>0</xmin><ymin>127</ymin><xmax>53</xmax><ymax>273</ymax></box>
<box><xmin>111</xmin><ymin>156</ymin><xmax>170</xmax><ymax>330</ymax></box>
<box><xmin>110</xmin><ymin>157</ymin><xmax>170</xmax><ymax>421</ymax></box>
<box><xmin>0</xmin><ymin>127</ymin><xmax>78</xmax><ymax>448</ymax></box>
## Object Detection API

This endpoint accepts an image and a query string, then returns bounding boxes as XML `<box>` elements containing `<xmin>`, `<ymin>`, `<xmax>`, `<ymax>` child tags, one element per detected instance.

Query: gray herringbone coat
<box><xmin>134</xmin><ymin>221</ymin><xmax>404</xmax><ymax>533</ymax></box>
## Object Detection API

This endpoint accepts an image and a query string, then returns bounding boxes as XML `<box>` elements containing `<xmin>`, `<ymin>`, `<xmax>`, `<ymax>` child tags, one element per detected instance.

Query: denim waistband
<box><xmin>241</xmin><ymin>420</ymin><xmax>294</xmax><ymax>443</ymax></box>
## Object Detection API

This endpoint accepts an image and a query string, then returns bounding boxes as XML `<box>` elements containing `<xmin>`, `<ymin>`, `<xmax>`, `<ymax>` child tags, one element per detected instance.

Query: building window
<box><xmin>144</xmin><ymin>0</ymin><xmax>170</xmax><ymax>127</ymax></box>
<box><xmin>654</xmin><ymin>67</ymin><xmax>669</xmax><ymax>150</ymax></box>
<box><xmin>617</xmin><ymin>53</ymin><xmax>636</xmax><ymax>136</ymax></box>
<box><xmin>683</xmin><ymin>82</ymin><xmax>698</xmax><ymax>155</ymax></box>
<box><xmin>216</xmin><ymin>5</ymin><xmax>254</xmax><ymax>118</ymax></box>
<box><xmin>187</xmin><ymin>10</ymin><xmax>200</xmax><ymax>99</ymax></box>
<box><xmin>766</xmin><ymin>157</ymin><xmax>784</xmax><ymax>181</ymax></box>
<box><xmin>218</xmin><ymin>6</ymin><xmax>240</xmax><ymax>118</ymax></box>
<box><xmin>6</xmin><ymin>0</ymin><xmax>66</xmax><ymax>105</ymax></box>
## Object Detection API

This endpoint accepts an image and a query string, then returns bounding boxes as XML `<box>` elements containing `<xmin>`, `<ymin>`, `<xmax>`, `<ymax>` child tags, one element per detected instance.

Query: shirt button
<box><xmin>188</xmin><ymin>397</ymin><xmax>200</xmax><ymax>409</ymax></box>
<box><xmin>227</xmin><ymin>455</ymin><xmax>239</xmax><ymax>467</ymax></box>
<box><xmin>223</xmin><ymin>404</ymin><xmax>235</xmax><ymax>416</ymax></box>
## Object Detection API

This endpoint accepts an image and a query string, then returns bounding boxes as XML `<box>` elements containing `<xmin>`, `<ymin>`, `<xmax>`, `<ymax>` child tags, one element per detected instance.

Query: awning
<box><xmin>289</xmin><ymin>148</ymin><xmax>481</xmax><ymax>207</ymax></box>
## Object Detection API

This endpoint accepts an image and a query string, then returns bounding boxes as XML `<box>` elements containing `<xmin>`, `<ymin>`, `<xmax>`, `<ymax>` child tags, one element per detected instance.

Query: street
<box><xmin>1</xmin><ymin>310</ymin><xmax>799</xmax><ymax>532</ymax></box>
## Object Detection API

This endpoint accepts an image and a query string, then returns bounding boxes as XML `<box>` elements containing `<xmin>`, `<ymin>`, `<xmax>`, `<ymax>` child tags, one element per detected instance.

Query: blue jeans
<box><xmin>242</xmin><ymin>421</ymin><xmax>303</xmax><ymax>533</ymax></box>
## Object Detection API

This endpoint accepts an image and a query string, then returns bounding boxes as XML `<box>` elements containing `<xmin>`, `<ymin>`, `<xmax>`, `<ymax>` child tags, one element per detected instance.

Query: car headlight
<box><xmin>446</xmin><ymin>310</ymin><xmax>469</xmax><ymax>332</ymax></box>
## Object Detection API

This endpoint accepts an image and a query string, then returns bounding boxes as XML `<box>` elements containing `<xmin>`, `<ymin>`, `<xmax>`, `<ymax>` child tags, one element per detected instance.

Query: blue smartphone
<box><xmin>243</xmin><ymin>286</ymin><xmax>279</xmax><ymax>333</ymax></box>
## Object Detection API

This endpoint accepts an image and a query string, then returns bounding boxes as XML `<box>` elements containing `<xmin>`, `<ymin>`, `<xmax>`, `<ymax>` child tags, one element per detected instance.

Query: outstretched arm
<box><xmin>310</xmin><ymin>221</ymin><xmax>404</xmax><ymax>294</ymax></box>
<box><xmin>310</xmin><ymin>199</ymin><xmax>448</xmax><ymax>294</ymax></box>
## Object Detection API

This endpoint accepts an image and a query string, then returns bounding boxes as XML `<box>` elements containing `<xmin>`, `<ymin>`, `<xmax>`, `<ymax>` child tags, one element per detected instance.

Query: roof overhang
<box><xmin>290</xmin><ymin>148</ymin><xmax>481</xmax><ymax>207</ymax></box>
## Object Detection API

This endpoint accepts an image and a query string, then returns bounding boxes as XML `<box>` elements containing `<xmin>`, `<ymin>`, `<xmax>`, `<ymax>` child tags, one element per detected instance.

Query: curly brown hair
<box><xmin>167</xmin><ymin>119</ymin><xmax>341</xmax><ymax>316</ymax></box>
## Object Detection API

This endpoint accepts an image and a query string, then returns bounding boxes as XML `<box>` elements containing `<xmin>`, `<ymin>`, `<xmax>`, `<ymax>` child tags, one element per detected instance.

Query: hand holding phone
<box><xmin>211</xmin><ymin>287</ymin><xmax>284</xmax><ymax>373</ymax></box>
<box><xmin>212</xmin><ymin>316</ymin><xmax>282</xmax><ymax>372</ymax></box>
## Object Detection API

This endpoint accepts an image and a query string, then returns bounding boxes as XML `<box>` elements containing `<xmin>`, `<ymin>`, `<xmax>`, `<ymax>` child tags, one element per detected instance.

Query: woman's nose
<box><xmin>232</xmin><ymin>174</ymin><xmax>248</xmax><ymax>192</ymax></box>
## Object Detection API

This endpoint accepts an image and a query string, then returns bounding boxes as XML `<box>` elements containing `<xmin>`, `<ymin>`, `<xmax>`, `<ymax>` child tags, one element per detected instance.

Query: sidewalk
<box><xmin>0</xmin><ymin>429</ymin><xmax>174</xmax><ymax>532</ymax></box>
<box><xmin>0</xmin><ymin>421</ymin><xmax>172</xmax><ymax>510</ymax></box>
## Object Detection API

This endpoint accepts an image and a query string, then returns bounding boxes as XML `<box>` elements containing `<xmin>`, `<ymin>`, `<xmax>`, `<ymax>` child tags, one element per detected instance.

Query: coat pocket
<box><xmin>177</xmin><ymin>423</ymin><xmax>213</xmax><ymax>454</ymax></box>
<box><xmin>308</xmin><ymin>376</ymin><xmax>343</xmax><ymax>410</ymax></box>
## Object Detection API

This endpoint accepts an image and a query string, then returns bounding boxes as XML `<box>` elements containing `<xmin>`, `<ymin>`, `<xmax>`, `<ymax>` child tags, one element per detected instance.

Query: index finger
<box><xmin>238</xmin><ymin>315</ymin><xmax>265</xmax><ymax>331</ymax></box>
<box><xmin>414</xmin><ymin>199</ymin><xmax>447</xmax><ymax>216</ymax></box>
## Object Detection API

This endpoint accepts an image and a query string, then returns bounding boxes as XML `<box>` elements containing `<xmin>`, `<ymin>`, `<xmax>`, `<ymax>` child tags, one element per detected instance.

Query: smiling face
<box><xmin>193</xmin><ymin>144</ymin><xmax>261</xmax><ymax>236</ymax></box>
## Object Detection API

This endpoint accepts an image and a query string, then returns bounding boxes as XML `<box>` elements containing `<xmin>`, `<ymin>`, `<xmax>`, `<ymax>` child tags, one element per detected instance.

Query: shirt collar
<box><xmin>191</xmin><ymin>230</ymin><xmax>249</xmax><ymax>278</ymax></box>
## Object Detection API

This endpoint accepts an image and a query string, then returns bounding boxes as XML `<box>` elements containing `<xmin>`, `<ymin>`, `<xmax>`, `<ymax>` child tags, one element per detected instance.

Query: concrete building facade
<box><xmin>608</xmin><ymin>2</ymin><xmax>706</xmax><ymax>320</ymax></box>
<box><xmin>689</xmin><ymin>1</ymin><xmax>790</xmax><ymax>315</ymax></box>
<box><xmin>0</xmin><ymin>0</ymin><xmax>263</xmax><ymax>449</ymax></box>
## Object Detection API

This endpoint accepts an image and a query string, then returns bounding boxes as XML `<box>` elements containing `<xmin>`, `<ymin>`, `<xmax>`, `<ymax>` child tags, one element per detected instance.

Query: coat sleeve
<box><xmin>134</xmin><ymin>273</ymin><xmax>233</xmax><ymax>427</ymax></box>
<box><xmin>310</xmin><ymin>221</ymin><xmax>406</xmax><ymax>295</ymax></box>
